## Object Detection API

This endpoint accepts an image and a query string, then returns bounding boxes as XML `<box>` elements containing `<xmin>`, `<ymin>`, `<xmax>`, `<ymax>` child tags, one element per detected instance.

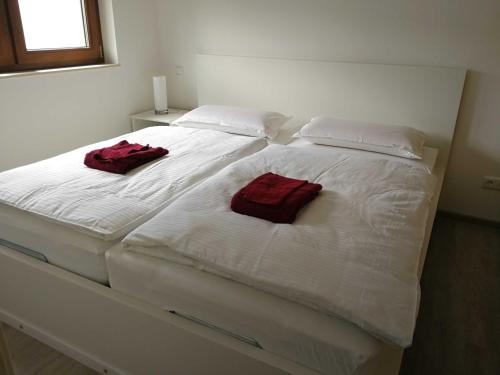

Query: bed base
<box><xmin>0</xmin><ymin>244</ymin><xmax>407</xmax><ymax>375</ymax></box>
<box><xmin>0</xmin><ymin>245</ymin><xmax>310</xmax><ymax>375</ymax></box>
<box><xmin>0</xmin><ymin>158</ymin><xmax>445</xmax><ymax>375</ymax></box>
<box><xmin>0</xmin><ymin>238</ymin><xmax>48</xmax><ymax>263</ymax></box>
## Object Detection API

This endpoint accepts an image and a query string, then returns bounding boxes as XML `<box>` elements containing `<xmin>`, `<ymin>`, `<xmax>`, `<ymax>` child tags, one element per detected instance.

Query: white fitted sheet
<box><xmin>123</xmin><ymin>144</ymin><xmax>437</xmax><ymax>346</ymax></box>
<box><xmin>0</xmin><ymin>127</ymin><xmax>267</xmax><ymax>282</ymax></box>
<box><xmin>106</xmin><ymin>245</ymin><xmax>382</xmax><ymax>375</ymax></box>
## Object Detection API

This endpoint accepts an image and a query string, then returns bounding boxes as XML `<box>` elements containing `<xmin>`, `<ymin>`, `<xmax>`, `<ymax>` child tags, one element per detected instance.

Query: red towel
<box><xmin>241</xmin><ymin>172</ymin><xmax>308</xmax><ymax>205</ymax></box>
<box><xmin>84</xmin><ymin>140</ymin><xmax>168</xmax><ymax>174</ymax></box>
<box><xmin>231</xmin><ymin>173</ymin><xmax>322</xmax><ymax>223</ymax></box>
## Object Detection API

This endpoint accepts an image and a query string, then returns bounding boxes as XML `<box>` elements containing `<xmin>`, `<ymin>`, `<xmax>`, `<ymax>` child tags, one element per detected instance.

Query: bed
<box><xmin>0</xmin><ymin>125</ymin><xmax>267</xmax><ymax>283</ymax></box>
<box><xmin>106</xmin><ymin>137</ymin><xmax>440</xmax><ymax>375</ymax></box>
<box><xmin>0</xmin><ymin>55</ymin><xmax>465</xmax><ymax>375</ymax></box>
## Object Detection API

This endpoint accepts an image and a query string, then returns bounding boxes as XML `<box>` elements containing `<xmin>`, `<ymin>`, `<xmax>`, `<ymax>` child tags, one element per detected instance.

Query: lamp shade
<box><xmin>153</xmin><ymin>76</ymin><xmax>168</xmax><ymax>114</ymax></box>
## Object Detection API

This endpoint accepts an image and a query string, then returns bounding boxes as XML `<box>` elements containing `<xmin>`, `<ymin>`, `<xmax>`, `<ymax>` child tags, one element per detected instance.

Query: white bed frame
<box><xmin>0</xmin><ymin>55</ymin><xmax>465</xmax><ymax>375</ymax></box>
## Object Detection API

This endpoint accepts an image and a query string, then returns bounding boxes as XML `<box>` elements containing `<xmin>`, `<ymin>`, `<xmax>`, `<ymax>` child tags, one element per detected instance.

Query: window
<box><xmin>0</xmin><ymin>0</ymin><xmax>103</xmax><ymax>73</ymax></box>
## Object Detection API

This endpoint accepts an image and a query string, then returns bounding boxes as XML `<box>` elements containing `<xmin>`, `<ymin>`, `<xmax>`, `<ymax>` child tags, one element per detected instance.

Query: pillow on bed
<box><xmin>172</xmin><ymin>105</ymin><xmax>289</xmax><ymax>140</ymax></box>
<box><xmin>295</xmin><ymin>116</ymin><xmax>427</xmax><ymax>159</ymax></box>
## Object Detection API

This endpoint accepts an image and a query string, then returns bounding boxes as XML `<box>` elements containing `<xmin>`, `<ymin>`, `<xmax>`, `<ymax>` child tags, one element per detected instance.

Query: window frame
<box><xmin>0</xmin><ymin>0</ymin><xmax>16</xmax><ymax>69</ymax></box>
<box><xmin>0</xmin><ymin>0</ymin><xmax>104</xmax><ymax>73</ymax></box>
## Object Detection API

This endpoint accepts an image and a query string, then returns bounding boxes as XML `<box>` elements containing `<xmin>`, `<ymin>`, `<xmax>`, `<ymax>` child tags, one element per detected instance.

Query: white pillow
<box><xmin>172</xmin><ymin>105</ymin><xmax>289</xmax><ymax>139</ymax></box>
<box><xmin>295</xmin><ymin>116</ymin><xmax>427</xmax><ymax>159</ymax></box>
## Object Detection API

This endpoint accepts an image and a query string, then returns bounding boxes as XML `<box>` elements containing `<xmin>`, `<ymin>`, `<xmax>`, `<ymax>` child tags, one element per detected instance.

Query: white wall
<box><xmin>156</xmin><ymin>0</ymin><xmax>500</xmax><ymax>222</ymax></box>
<box><xmin>0</xmin><ymin>0</ymin><xmax>161</xmax><ymax>171</ymax></box>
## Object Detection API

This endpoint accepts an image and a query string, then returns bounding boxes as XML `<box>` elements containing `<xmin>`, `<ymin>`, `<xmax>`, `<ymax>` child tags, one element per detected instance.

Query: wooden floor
<box><xmin>2</xmin><ymin>325</ymin><xmax>98</xmax><ymax>375</ymax></box>
<box><xmin>400</xmin><ymin>216</ymin><xmax>500</xmax><ymax>375</ymax></box>
<box><xmin>1</xmin><ymin>215</ymin><xmax>499</xmax><ymax>375</ymax></box>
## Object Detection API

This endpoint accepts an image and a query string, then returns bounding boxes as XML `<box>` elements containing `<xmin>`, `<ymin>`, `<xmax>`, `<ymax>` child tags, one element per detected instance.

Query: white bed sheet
<box><xmin>0</xmin><ymin>126</ymin><xmax>267</xmax><ymax>282</ymax></box>
<box><xmin>269</xmin><ymin>118</ymin><xmax>307</xmax><ymax>145</ymax></box>
<box><xmin>0</xmin><ymin>126</ymin><xmax>267</xmax><ymax>241</ymax></box>
<box><xmin>106</xmin><ymin>245</ymin><xmax>382</xmax><ymax>375</ymax></box>
<box><xmin>123</xmin><ymin>144</ymin><xmax>437</xmax><ymax>347</ymax></box>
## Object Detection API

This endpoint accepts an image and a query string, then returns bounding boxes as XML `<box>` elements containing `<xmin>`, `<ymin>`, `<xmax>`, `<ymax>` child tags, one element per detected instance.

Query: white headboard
<box><xmin>196</xmin><ymin>54</ymin><xmax>465</xmax><ymax>166</ymax></box>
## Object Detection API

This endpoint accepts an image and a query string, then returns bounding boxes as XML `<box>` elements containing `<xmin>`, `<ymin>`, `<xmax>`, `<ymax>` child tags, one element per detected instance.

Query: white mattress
<box><xmin>106</xmin><ymin>245</ymin><xmax>382</xmax><ymax>375</ymax></box>
<box><xmin>0</xmin><ymin>204</ymin><xmax>113</xmax><ymax>283</ymax></box>
<box><xmin>122</xmin><ymin>144</ymin><xmax>437</xmax><ymax>346</ymax></box>
<box><xmin>0</xmin><ymin>126</ymin><xmax>267</xmax><ymax>282</ymax></box>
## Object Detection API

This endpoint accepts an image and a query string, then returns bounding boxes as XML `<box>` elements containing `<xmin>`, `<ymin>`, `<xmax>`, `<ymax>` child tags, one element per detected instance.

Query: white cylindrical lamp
<box><xmin>153</xmin><ymin>76</ymin><xmax>168</xmax><ymax>114</ymax></box>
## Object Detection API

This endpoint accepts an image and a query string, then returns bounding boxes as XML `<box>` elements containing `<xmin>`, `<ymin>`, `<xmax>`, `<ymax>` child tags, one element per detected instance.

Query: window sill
<box><xmin>0</xmin><ymin>63</ymin><xmax>120</xmax><ymax>80</ymax></box>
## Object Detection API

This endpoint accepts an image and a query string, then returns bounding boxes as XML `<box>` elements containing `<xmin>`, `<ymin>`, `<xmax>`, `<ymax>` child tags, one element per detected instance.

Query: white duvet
<box><xmin>0</xmin><ymin>126</ymin><xmax>266</xmax><ymax>240</ymax></box>
<box><xmin>124</xmin><ymin>144</ymin><xmax>436</xmax><ymax>347</ymax></box>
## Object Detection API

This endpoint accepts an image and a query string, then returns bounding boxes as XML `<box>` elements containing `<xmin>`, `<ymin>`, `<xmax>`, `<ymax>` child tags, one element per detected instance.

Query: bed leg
<box><xmin>0</xmin><ymin>323</ymin><xmax>15</xmax><ymax>375</ymax></box>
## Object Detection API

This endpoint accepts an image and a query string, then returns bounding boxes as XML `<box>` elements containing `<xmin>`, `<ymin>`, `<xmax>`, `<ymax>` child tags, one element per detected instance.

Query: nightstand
<box><xmin>129</xmin><ymin>108</ymin><xmax>188</xmax><ymax>132</ymax></box>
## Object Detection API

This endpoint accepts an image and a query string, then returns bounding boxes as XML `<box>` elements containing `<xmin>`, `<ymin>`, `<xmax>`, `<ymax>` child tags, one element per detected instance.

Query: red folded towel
<box><xmin>84</xmin><ymin>140</ymin><xmax>168</xmax><ymax>174</ymax></box>
<box><xmin>231</xmin><ymin>173</ymin><xmax>322</xmax><ymax>223</ymax></box>
<box><xmin>241</xmin><ymin>172</ymin><xmax>308</xmax><ymax>206</ymax></box>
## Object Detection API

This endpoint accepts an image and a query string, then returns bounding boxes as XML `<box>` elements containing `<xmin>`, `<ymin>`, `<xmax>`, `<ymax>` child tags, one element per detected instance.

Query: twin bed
<box><xmin>0</xmin><ymin>126</ymin><xmax>267</xmax><ymax>283</ymax></box>
<box><xmin>0</xmin><ymin>55</ymin><xmax>466</xmax><ymax>375</ymax></box>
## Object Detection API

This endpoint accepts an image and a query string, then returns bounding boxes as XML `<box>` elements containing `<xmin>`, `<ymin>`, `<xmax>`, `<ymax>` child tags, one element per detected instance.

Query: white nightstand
<box><xmin>129</xmin><ymin>108</ymin><xmax>188</xmax><ymax>132</ymax></box>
